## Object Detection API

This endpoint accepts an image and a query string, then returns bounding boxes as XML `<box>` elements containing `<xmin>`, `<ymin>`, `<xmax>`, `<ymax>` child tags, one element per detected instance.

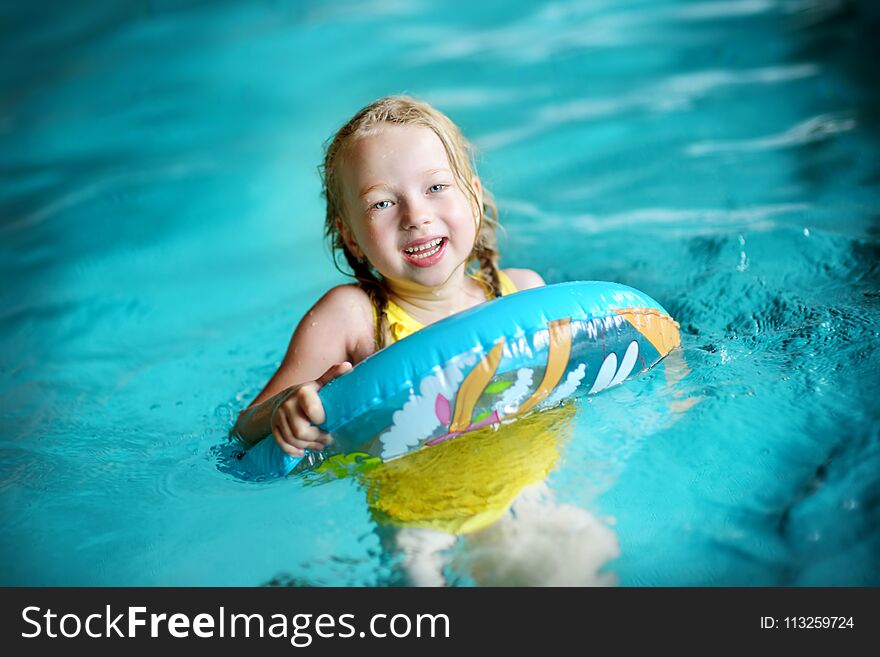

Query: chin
<box><xmin>410</xmin><ymin>271</ymin><xmax>453</xmax><ymax>289</ymax></box>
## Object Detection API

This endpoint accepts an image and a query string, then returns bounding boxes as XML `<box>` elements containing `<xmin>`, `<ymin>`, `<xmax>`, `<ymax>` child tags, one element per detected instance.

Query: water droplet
<box><xmin>803</xmin><ymin>227</ymin><xmax>810</xmax><ymax>237</ymax></box>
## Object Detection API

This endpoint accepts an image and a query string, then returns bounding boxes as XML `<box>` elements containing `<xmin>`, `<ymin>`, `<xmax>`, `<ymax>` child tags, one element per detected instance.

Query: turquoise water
<box><xmin>2</xmin><ymin>0</ymin><xmax>878</xmax><ymax>585</ymax></box>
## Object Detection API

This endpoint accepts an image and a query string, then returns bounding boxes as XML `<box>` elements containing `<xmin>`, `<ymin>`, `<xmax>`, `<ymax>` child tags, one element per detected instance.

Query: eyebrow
<box><xmin>358</xmin><ymin>168</ymin><xmax>451</xmax><ymax>198</ymax></box>
<box><xmin>358</xmin><ymin>183</ymin><xmax>391</xmax><ymax>199</ymax></box>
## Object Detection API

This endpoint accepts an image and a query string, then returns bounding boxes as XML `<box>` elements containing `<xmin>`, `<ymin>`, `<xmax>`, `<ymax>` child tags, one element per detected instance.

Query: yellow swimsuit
<box><xmin>359</xmin><ymin>271</ymin><xmax>575</xmax><ymax>535</ymax></box>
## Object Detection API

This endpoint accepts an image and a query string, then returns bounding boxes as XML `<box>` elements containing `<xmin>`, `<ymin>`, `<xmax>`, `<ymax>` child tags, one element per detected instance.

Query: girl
<box><xmin>233</xmin><ymin>96</ymin><xmax>618</xmax><ymax>586</ymax></box>
<box><xmin>233</xmin><ymin>95</ymin><xmax>544</xmax><ymax>453</ymax></box>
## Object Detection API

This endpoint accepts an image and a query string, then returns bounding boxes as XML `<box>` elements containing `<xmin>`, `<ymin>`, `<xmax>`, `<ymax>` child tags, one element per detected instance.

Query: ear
<box><xmin>335</xmin><ymin>216</ymin><xmax>364</xmax><ymax>260</ymax></box>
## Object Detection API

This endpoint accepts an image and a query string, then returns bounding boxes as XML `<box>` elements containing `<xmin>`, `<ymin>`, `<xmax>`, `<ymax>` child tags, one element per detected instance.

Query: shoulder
<box><xmin>301</xmin><ymin>284</ymin><xmax>374</xmax><ymax>351</ymax></box>
<box><xmin>308</xmin><ymin>283</ymin><xmax>374</xmax><ymax>329</ymax></box>
<box><xmin>314</xmin><ymin>283</ymin><xmax>373</xmax><ymax>314</ymax></box>
<box><xmin>502</xmin><ymin>268</ymin><xmax>546</xmax><ymax>291</ymax></box>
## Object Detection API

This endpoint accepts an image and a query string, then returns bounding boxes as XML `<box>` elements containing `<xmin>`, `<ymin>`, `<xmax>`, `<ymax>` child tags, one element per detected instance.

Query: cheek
<box><xmin>451</xmin><ymin>196</ymin><xmax>479</xmax><ymax>233</ymax></box>
<box><xmin>450</xmin><ymin>190</ymin><xmax>480</xmax><ymax>225</ymax></box>
<box><xmin>362</xmin><ymin>224</ymin><xmax>397</xmax><ymax>256</ymax></box>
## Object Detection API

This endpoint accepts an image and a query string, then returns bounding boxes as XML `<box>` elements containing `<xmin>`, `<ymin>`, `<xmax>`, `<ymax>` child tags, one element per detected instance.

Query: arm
<box><xmin>231</xmin><ymin>285</ymin><xmax>373</xmax><ymax>452</ymax></box>
<box><xmin>230</xmin><ymin>364</ymin><xmax>351</xmax><ymax>448</ymax></box>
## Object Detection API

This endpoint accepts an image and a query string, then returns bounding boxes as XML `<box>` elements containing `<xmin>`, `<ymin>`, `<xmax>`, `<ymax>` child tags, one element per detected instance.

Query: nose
<box><xmin>400</xmin><ymin>195</ymin><xmax>432</xmax><ymax>230</ymax></box>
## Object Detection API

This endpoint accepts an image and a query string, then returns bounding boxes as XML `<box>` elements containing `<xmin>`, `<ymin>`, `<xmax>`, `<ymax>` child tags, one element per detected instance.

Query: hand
<box><xmin>270</xmin><ymin>362</ymin><xmax>353</xmax><ymax>457</ymax></box>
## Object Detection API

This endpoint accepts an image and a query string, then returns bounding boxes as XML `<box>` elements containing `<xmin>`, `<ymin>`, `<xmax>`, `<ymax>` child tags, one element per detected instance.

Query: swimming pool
<box><xmin>2</xmin><ymin>0</ymin><xmax>878</xmax><ymax>585</ymax></box>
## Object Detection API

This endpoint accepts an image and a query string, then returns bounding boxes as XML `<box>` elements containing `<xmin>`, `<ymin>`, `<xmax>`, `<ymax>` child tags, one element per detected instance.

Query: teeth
<box><xmin>404</xmin><ymin>238</ymin><xmax>443</xmax><ymax>256</ymax></box>
<box><xmin>410</xmin><ymin>244</ymin><xmax>442</xmax><ymax>259</ymax></box>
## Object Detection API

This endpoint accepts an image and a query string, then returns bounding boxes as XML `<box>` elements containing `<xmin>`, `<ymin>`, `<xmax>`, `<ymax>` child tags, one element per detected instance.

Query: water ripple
<box><xmin>478</xmin><ymin>64</ymin><xmax>819</xmax><ymax>150</ymax></box>
<box><xmin>505</xmin><ymin>198</ymin><xmax>810</xmax><ymax>236</ymax></box>
<box><xmin>688</xmin><ymin>112</ymin><xmax>857</xmax><ymax>155</ymax></box>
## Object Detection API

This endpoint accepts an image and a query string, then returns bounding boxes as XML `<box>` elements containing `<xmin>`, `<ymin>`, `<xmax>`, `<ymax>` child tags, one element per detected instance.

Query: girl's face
<box><xmin>337</xmin><ymin>123</ymin><xmax>482</xmax><ymax>290</ymax></box>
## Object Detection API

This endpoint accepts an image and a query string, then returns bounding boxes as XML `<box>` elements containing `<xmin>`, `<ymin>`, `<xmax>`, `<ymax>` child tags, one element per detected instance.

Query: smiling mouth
<box><xmin>402</xmin><ymin>237</ymin><xmax>445</xmax><ymax>259</ymax></box>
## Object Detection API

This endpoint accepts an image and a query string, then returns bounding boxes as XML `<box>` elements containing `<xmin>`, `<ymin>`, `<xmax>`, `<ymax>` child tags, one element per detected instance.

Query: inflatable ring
<box><xmin>236</xmin><ymin>281</ymin><xmax>680</xmax><ymax>479</ymax></box>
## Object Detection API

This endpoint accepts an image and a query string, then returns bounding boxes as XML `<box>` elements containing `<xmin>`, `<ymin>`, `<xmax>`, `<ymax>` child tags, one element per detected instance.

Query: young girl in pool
<box><xmin>233</xmin><ymin>96</ymin><xmax>618</xmax><ymax>585</ymax></box>
<box><xmin>234</xmin><ymin>95</ymin><xmax>544</xmax><ymax>452</ymax></box>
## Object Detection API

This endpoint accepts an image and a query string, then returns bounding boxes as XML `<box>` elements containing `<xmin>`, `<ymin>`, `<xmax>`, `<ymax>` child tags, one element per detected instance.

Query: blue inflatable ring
<box><xmin>237</xmin><ymin>281</ymin><xmax>680</xmax><ymax>479</ymax></box>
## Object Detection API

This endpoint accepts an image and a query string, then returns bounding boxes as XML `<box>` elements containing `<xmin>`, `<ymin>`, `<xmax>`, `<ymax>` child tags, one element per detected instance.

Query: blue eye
<box><xmin>429</xmin><ymin>184</ymin><xmax>447</xmax><ymax>193</ymax></box>
<box><xmin>373</xmin><ymin>200</ymin><xmax>392</xmax><ymax>210</ymax></box>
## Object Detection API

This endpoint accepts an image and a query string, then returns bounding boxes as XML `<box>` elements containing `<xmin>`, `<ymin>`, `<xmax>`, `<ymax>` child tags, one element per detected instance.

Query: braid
<box><xmin>469</xmin><ymin>187</ymin><xmax>503</xmax><ymax>299</ymax></box>
<box><xmin>341</xmin><ymin>249</ymin><xmax>392</xmax><ymax>351</ymax></box>
<box><xmin>474</xmin><ymin>247</ymin><xmax>502</xmax><ymax>298</ymax></box>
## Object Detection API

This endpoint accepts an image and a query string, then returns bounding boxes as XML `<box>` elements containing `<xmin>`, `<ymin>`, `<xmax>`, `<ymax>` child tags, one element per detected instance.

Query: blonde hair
<box><xmin>320</xmin><ymin>95</ymin><xmax>502</xmax><ymax>350</ymax></box>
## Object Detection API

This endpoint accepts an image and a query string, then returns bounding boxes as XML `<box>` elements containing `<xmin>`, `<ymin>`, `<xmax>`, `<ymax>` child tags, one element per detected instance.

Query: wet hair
<box><xmin>320</xmin><ymin>95</ymin><xmax>502</xmax><ymax>351</ymax></box>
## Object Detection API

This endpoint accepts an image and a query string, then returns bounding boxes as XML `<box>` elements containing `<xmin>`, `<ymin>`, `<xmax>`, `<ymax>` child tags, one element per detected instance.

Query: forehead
<box><xmin>341</xmin><ymin>124</ymin><xmax>450</xmax><ymax>186</ymax></box>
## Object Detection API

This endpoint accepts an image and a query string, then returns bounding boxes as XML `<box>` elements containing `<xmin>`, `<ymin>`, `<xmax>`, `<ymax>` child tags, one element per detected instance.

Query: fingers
<box><xmin>272</xmin><ymin>423</ymin><xmax>330</xmax><ymax>457</ymax></box>
<box><xmin>272</xmin><ymin>413</ymin><xmax>302</xmax><ymax>457</ymax></box>
<box><xmin>315</xmin><ymin>361</ymin><xmax>352</xmax><ymax>389</ymax></box>
<box><xmin>271</xmin><ymin>385</ymin><xmax>334</xmax><ymax>457</ymax></box>
<box><xmin>297</xmin><ymin>384</ymin><xmax>327</xmax><ymax>426</ymax></box>
<box><xmin>289</xmin><ymin>412</ymin><xmax>332</xmax><ymax>451</ymax></box>
<box><xmin>269</xmin><ymin>362</ymin><xmax>353</xmax><ymax>458</ymax></box>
